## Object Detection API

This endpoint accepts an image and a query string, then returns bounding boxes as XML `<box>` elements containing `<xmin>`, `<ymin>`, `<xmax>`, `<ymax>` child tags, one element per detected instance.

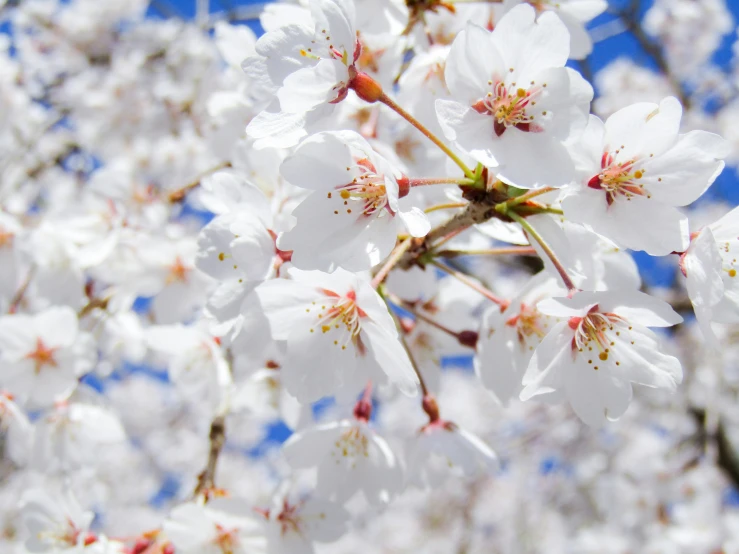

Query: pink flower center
<box><xmin>569</xmin><ymin>306</ymin><xmax>629</xmax><ymax>369</ymax></box>
<box><xmin>276</xmin><ymin>500</ymin><xmax>303</xmax><ymax>536</ymax></box>
<box><xmin>213</xmin><ymin>524</ymin><xmax>239</xmax><ymax>554</ymax></box>
<box><xmin>166</xmin><ymin>256</ymin><xmax>190</xmax><ymax>284</ymax></box>
<box><xmin>587</xmin><ymin>151</ymin><xmax>651</xmax><ymax>206</ymax></box>
<box><xmin>506</xmin><ymin>302</ymin><xmax>549</xmax><ymax>346</ymax></box>
<box><xmin>331</xmin><ymin>158</ymin><xmax>392</xmax><ymax>218</ymax></box>
<box><xmin>25</xmin><ymin>338</ymin><xmax>59</xmax><ymax>374</ymax></box>
<box><xmin>308</xmin><ymin>289</ymin><xmax>367</xmax><ymax>351</ymax></box>
<box><xmin>333</xmin><ymin>426</ymin><xmax>370</xmax><ymax>462</ymax></box>
<box><xmin>472</xmin><ymin>82</ymin><xmax>544</xmax><ymax>137</ymax></box>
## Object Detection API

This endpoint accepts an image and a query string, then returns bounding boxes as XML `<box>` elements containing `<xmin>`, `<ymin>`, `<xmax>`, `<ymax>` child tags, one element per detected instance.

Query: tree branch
<box><xmin>194</xmin><ymin>415</ymin><xmax>226</xmax><ymax>496</ymax></box>
<box><xmin>397</xmin><ymin>185</ymin><xmax>511</xmax><ymax>270</ymax></box>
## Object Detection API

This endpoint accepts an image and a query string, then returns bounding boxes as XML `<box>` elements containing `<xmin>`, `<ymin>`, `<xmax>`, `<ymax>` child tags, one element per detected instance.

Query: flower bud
<box><xmin>350</xmin><ymin>71</ymin><xmax>383</xmax><ymax>104</ymax></box>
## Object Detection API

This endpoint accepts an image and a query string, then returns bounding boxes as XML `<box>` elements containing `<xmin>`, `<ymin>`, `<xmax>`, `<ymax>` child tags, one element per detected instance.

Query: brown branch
<box><xmin>194</xmin><ymin>415</ymin><xmax>226</xmax><ymax>496</ymax></box>
<box><xmin>397</xmin><ymin>185</ymin><xmax>511</xmax><ymax>270</ymax></box>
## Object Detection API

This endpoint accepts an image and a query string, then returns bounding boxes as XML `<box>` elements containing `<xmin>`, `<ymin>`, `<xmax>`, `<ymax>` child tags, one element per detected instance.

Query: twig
<box><xmin>431</xmin><ymin>260</ymin><xmax>508</xmax><ymax>307</ymax></box>
<box><xmin>371</xmin><ymin>238</ymin><xmax>413</xmax><ymax>288</ymax></box>
<box><xmin>7</xmin><ymin>267</ymin><xmax>35</xmax><ymax>314</ymax></box>
<box><xmin>194</xmin><ymin>415</ymin><xmax>226</xmax><ymax>496</ymax></box>
<box><xmin>168</xmin><ymin>161</ymin><xmax>231</xmax><ymax>203</ymax></box>
<box><xmin>397</xmin><ymin>185</ymin><xmax>511</xmax><ymax>270</ymax></box>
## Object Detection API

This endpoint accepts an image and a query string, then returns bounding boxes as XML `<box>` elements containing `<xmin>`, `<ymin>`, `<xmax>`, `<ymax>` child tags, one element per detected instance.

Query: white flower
<box><xmin>260</xmin><ymin>491</ymin><xmax>350</xmax><ymax>554</ymax></box>
<box><xmin>682</xmin><ymin>205</ymin><xmax>739</xmax><ymax>342</ymax></box>
<box><xmin>20</xmin><ymin>485</ymin><xmax>95</xmax><ymax>552</ymax></box>
<box><xmin>282</xmin><ymin>419</ymin><xmax>404</xmax><ymax>506</ymax></box>
<box><xmin>476</xmin><ymin>273</ymin><xmax>565</xmax><ymax>405</ymax></box>
<box><xmin>561</xmin><ymin>97</ymin><xmax>729</xmax><ymax>255</ymax></box>
<box><xmin>147</xmin><ymin>324</ymin><xmax>232</xmax><ymax>416</ymax></box>
<box><xmin>195</xmin><ymin>170</ymin><xmax>284</xmax><ymax>339</ymax></box>
<box><xmin>245</xmin><ymin>0</ymin><xmax>360</xmax><ymax>148</ymax></box>
<box><xmin>0</xmin><ymin>307</ymin><xmax>95</xmax><ymax>407</ymax></box>
<box><xmin>230</xmin><ymin>365</ymin><xmax>304</xmax><ymax>430</ymax></box>
<box><xmin>279</xmin><ymin>130</ymin><xmax>429</xmax><ymax>272</ymax></box>
<box><xmin>520</xmin><ymin>290</ymin><xmax>684</xmax><ymax>426</ymax></box>
<box><xmin>435</xmin><ymin>5</ymin><xmax>593</xmax><ymax>188</ymax></box>
<box><xmin>255</xmin><ymin>268</ymin><xmax>419</xmax><ymax>403</ymax></box>
<box><xmin>32</xmin><ymin>402</ymin><xmax>126</xmax><ymax>473</ymax></box>
<box><xmin>407</xmin><ymin>414</ymin><xmax>498</xmax><ymax>488</ymax></box>
<box><xmin>163</xmin><ymin>498</ymin><xmax>266</xmax><ymax>554</ymax></box>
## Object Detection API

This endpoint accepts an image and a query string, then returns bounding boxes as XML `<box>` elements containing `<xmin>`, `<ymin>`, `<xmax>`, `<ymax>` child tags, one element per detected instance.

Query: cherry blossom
<box><xmin>0</xmin><ymin>1</ymin><xmax>738</xmax><ymax>552</ymax></box>
<box><xmin>0</xmin><ymin>307</ymin><xmax>95</xmax><ymax>407</ymax></box>
<box><xmin>407</xmin><ymin>407</ymin><xmax>498</xmax><ymax>488</ymax></box>
<box><xmin>245</xmin><ymin>0</ymin><xmax>360</xmax><ymax>147</ymax></box>
<box><xmin>476</xmin><ymin>273</ymin><xmax>565</xmax><ymax>405</ymax></box>
<box><xmin>163</xmin><ymin>499</ymin><xmax>266</xmax><ymax>554</ymax></box>
<box><xmin>682</xmin><ymin>205</ymin><xmax>739</xmax><ymax>341</ymax></box>
<box><xmin>435</xmin><ymin>5</ymin><xmax>593</xmax><ymax>188</ymax></box>
<box><xmin>520</xmin><ymin>290</ymin><xmax>684</xmax><ymax>426</ymax></box>
<box><xmin>282</xmin><ymin>418</ymin><xmax>404</xmax><ymax>506</ymax></box>
<box><xmin>255</xmin><ymin>268</ymin><xmax>418</xmax><ymax>402</ymax></box>
<box><xmin>259</xmin><ymin>492</ymin><xmax>350</xmax><ymax>554</ymax></box>
<box><xmin>279</xmin><ymin>130</ymin><xmax>429</xmax><ymax>271</ymax></box>
<box><xmin>20</xmin><ymin>486</ymin><xmax>95</xmax><ymax>552</ymax></box>
<box><xmin>561</xmin><ymin>97</ymin><xmax>729</xmax><ymax>255</ymax></box>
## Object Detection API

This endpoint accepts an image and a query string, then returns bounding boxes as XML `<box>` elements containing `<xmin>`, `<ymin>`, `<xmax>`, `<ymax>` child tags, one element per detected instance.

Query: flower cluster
<box><xmin>2</xmin><ymin>0</ymin><xmax>739</xmax><ymax>552</ymax></box>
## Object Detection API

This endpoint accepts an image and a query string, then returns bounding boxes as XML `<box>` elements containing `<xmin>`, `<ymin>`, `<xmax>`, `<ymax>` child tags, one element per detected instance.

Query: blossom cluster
<box><xmin>1</xmin><ymin>0</ymin><xmax>739</xmax><ymax>552</ymax></box>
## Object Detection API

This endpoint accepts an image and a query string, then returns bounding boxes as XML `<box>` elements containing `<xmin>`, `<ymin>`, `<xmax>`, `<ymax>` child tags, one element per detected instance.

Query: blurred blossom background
<box><xmin>2</xmin><ymin>0</ymin><xmax>739</xmax><ymax>552</ymax></box>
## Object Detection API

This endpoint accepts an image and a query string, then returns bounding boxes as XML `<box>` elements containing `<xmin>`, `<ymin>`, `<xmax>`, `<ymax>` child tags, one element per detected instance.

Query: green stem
<box><xmin>410</xmin><ymin>177</ymin><xmax>475</xmax><ymax>187</ymax></box>
<box><xmin>425</xmin><ymin>202</ymin><xmax>468</xmax><ymax>214</ymax></box>
<box><xmin>378</xmin><ymin>92</ymin><xmax>477</xmax><ymax>181</ymax></box>
<box><xmin>503</xmin><ymin>186</ymin><xmax>556</xmax><ymax>209</ymax></box>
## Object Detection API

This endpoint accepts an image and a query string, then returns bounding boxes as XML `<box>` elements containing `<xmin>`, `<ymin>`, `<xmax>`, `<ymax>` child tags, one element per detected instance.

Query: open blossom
<box><xmin>32</xmin><ymin>402</ymin><xmax>126</xmax><ymax>473</ymax></box>
<box><xmin>435</xmin><ymin>5</ymin><xmax>593</xmax><ymax>188</ymax></box>
<box><xmin>148</xmin><ymin>324</ymin><xmax>233</xmax><ymax>416</ymax></box>
<box><xmin>245</xmin><ymin>0</ymin><xmax>360</xmax><ymax>147</ymax></box>
<box><xmin>561</xmin><ymin>97</ymin><xmax>729</xmax><ymax>255</ymax></box>
<box><xmin>0</xmin><ymin>307</ymin><xmax>95</xmax><ymax>407</ymax></box>
<box><xmin>682</xmin><ymin>205</ymin><xmax>739</xmax><ymax>342</ymax></box>
<box><xmin>520</xmin><ymin>290</ymin><xmax>684</xmax><ymax>426</ymax></box>
<box><xmin>260</xmin><ymin>492</ymin><xmax>350</xmax><ymax>554</ymax></box>
<box><xmin>282</xmin><ymin>418</ymin><xmax>404</xmax><ymax>506</ymax></box>
<box><xmin>163</xmin><ymin>499</ymin><xmax>266</xmax><ymax>554</ymax></box>
<box><xmin>476</xmin><ymin>273</ymin><xmax>565</xmax><ymax>406</ymax></box>
<box><xmin>279</xmin><ymin>131</ymin><xmax>429</xmax><ymax>272</ymax></box>
<box><xmin>407</xmin><ymin>407</ymin><xmax>498</xmax><ymax>489</ymax></box>
<box><xmin>195</xmin><ymin>170</ymin><xmax>288</xmax><ymax>343</ymax></box>
<box><xmin>20</xmin><ymin>486</ymin><xmax>95</xmax><ymax>552</ymax></box>
<box><xmin>255</xmin><ymin>268</ymin><xmax>418</xmax><ymax>403</ymax></box>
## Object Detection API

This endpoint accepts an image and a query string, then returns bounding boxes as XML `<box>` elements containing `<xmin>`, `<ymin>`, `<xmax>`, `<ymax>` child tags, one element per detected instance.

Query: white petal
<box><xmin>398</xmin><ymin>207</ymin><xmax>430</xmax><ymax>238</ymax></box>
<box><xmin>278</xmin><ymin>58</ymin><xmax>348</xmax><ymax>113</ymax></box>
<box><xmin>361</xmin><ymin>319</ymin><xmax>419</xmax><ymax>397</ymax></box>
